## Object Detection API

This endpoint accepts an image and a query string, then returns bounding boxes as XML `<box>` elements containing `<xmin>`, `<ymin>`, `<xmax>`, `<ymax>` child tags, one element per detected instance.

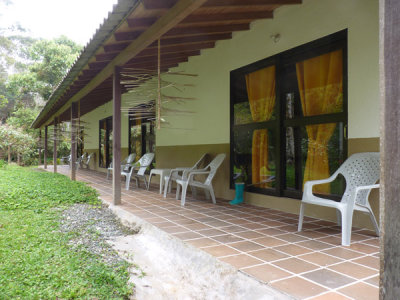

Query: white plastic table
<box><xmin>148</xmin><ymin>168</ymin><xmax>171</xmax><ymax>194</ymax></box>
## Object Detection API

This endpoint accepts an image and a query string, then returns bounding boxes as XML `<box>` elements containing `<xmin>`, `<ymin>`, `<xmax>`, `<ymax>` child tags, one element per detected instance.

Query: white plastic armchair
<box><xmin>107</xmin><ymin>153</ymin><xmax>136</xmax><ymax>179</ymax></box>
<box><xmin>121</xmin><ymin>153</ymin><xmax>154</xmax><ymax>190</ymax></box>
<box><xmin>163</xmin><ymin>153</ymin><xmax>208</xmax><ymax>198</ymax></box>
<box><xmin>298</xmin><ymin>152</ymin><xmax>380</xmax><ymax>246</ymax></box>
<box><xmin>75</xmin><ymin>153</ymin><xmax>86</xmax><ymax>170</ymax></box>
<box><xmin>175</xmin><ymin>153</ymin><xmax>226</xmax><ymax>206</ymax></box>
<box><xmin>81</xmin><ymin>153</ymin><xmax>94</xmax><ymax>169</ymax></box>
<box><xmin>61</xmin><ymin>155</ymin><xmax>71</xmax><ymax>165</ymax></box>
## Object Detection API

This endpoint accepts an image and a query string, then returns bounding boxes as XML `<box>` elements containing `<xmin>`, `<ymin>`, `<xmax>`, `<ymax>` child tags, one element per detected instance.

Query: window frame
<box><xmin>128</xmin><ymin>118</ymin><xmax>155</xmax><ymax>158</ymax></box>
<box><xmin>230</xmin><ymin>30</ymin><xmax>348</xmax><ymax>199</ymax></box>
<box><xmin>99</xmin><ymin>116</ymin><xmax>113</xmax><ymax>168</ymax></box>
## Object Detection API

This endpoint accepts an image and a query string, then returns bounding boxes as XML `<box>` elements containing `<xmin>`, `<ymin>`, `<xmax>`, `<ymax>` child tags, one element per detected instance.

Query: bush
<box><xmin>0</xmin><ymin>160</ymin><xmax>6</xmax><ymax>168</ymax></box>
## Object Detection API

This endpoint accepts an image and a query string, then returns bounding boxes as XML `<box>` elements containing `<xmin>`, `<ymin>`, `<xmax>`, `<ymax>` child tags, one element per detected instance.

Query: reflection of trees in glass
<box><xmin>234</xmin><ymin>102</ymin><xmax>253</xmax><ymax>125</ymax></box>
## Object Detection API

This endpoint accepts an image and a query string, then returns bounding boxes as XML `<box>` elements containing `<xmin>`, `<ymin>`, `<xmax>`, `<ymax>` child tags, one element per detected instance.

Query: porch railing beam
<box><xmin>41</xmin><ymin>0</ymin><xmax>208</xmax><ymax>127</ymax></box>
<box><xmin>53</xmin><ymin>118</ymin><xmax>58</xmax><ymax>173</ymax></box>
<box><xmin>112</xmin><ymin>66</ymin><xmax>122</xmax><ymax>205</ymax></box>
<box><xmin>380</xmin><ymin>0</ymin><xmax>400</xmax><ymax>298</ymax></box>
<box><xmin>44</xmin><ymin>126</ymin><xmax>48</xmax><ymax>169</ymax></box>
<box><xmin>70</xmin><ymin>102</ymin><xmax>78</xmax><ymax>181</ymax></box>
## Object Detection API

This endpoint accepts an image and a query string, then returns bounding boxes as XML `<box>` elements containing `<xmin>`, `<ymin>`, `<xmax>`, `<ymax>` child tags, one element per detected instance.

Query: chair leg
<box><xmin>125</xmin><ymin>174</ymin><xmax>130</xmax><ymax>190</ymax></box>
<box><xmin>163</xmin><ymin>176</ymin><xmax>170</xmax><ymax>198</ymax></box>
<box><xmin>144</xmin><ymin>176</ymin><xmax>149</xmax><ymax>190</ymax></box>
<box><xmin>336</xmin><ymin>210</ymin><xmax>342</xmax><ymax>226</ymax></box>
<box><xmin>191</xmin><ymin>186</ymin><xmax>197</xmax><ymax>198</ymax></box>
<box><xmin>176</xmin><ymin>183</ymin><xmax>181</xmax><ymax>200</ymax></box>
<box><xmin>298</xmin><ymin>203</ymin><xmax>305</xmax><ymax>232</ymax></box>
<box><xmin>209</xmin><ymin>187</ymin><xmax>216</xmax><ymax>204</ymax></box>
<box><xmin>204</xmin><ymin>189</ymin><xmax>210</xmax><ymax>200</ymax></box>
<box><xmin>341</xmin><ymin>208</ymin><xmax>353</xmax><ymax>246</ymax></box>
<box><xmin>367</xmin><ymin>209</ymin><xmax>380</xmax><ymax>236</ymax></box>
<box><xmin>148</xmin><ymin>173</ymin><xmax>153</xmax><ymax>190</ymax></box>
<box><xmin>181</xmin><ymin>182</ymin><xmax>189</xmax><ymax>206</ymax></box>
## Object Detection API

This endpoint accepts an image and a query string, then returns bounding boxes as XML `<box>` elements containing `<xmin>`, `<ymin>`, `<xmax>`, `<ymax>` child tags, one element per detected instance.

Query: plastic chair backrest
<box><xmin>136</xmin><ymin>153</ymin><xmax>155</xmax><ymax>176</ymax></box>
<box><xmin>126</xmin><ymin>153</ymin><xmax>136</xmax><ymax>164</ymax></box>
<box><xmin>336</xmin><ymin>152</ymin><xmax>380</xmax><ymax>206</ymax></box>
<box><xmin>191</xmin><ymin>153</ymin><xmax>208</xmax><ymax>170</ymax></box>
<box><xmin>204</xmin><ymin>154</ymin><xmax>226</xmax><ymax>185</ymax></box>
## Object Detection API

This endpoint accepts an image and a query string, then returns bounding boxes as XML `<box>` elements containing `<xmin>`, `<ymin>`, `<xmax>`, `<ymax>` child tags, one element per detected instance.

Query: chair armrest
<box><xmin>187</xmin><ymin>171</ymin><xmax>210</xmax><ymax>182</ymax></box>
<box><xmin>355</xmin><ymin>184</ymin><xmax>379</xmax><ymax>194</ymax></box>
<box><xmin>303</xmin><ymin>173</ymin><xmax>339</xmax><ymax>199</ymax></box>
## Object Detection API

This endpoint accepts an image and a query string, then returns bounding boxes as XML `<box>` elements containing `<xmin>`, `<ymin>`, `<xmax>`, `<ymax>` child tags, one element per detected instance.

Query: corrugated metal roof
<box><xmin>32</xmin><ymin>0</ymin><xmax>139</xmax><ymax>128</ymax></box>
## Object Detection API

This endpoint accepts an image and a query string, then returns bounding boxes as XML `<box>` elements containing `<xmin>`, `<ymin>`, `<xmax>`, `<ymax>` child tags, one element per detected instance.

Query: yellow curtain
<box><xmin>245</xmin><ymin>65</ymin><xmax>276</xmax><ymax>188</ymax></box>
<box><xmin>296</xmin><ymin>49</ymin><xmax>343</xmax><ymax>194</ymax></box>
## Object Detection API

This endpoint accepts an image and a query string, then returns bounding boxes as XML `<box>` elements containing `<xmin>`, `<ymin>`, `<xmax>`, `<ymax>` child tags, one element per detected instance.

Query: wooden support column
<box><xmin>380</xmin><ymin>0</ymin><xmax>400</xmax><ymax>298</ymax></box>
<box><xmin>38</xmin><ymin>130</ymin><xmax>42</xmax><ymax>166</ymax></box>
<box><xmin>44</xmin><ymin>126</ymin><xmax>48</xmax><ymax>169</ymax></box>
<box><xmin>112</xmin><ymin>66</ymin><xmax>122</xmax><ymax>205</ymax></box>
<box><xmin>70</xmin><ymin>102</ymin><xmax>78</xmax><ymax>181</ymax></box>
<box><xmin>53</xmin><ymin>118</ymin><xmax>58</xmax><ymax>173</ymax></box>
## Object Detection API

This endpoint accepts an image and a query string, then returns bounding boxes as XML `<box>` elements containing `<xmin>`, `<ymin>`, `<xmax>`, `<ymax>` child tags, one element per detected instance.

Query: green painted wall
<box><xmin>81</xmin><ymin>0</ymin><xmax>379</xmax><ymax>148</ymax></box>
<box><xmin>81</xmin><ymin>96</ymin><xmax>130</xmax><ymax>150</ymax></box>
<box><xmin>156</xmin><ymin>0</ymin><xmax>379</xmax><ymax>146</ymax></box>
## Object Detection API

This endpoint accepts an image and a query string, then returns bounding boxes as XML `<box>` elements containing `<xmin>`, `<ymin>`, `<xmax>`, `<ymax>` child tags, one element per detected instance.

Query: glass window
<box><xmin>99</xmin><ymin>116</ymin><xmax>112</xmax><ymax>168</ymax></box>
<box><xmin>231</xmin><ymin>30</ymin><xmax>347</xmax><ymax>199</ymax></box>
<box><xmin>129</xmin><ymin>119</ymin><xmax>155</xmax><ymax>165</ymax></box>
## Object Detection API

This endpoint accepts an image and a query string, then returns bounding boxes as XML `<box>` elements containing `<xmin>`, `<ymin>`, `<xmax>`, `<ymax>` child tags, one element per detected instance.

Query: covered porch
<box><xmin>31</xmin><ymin>0</ymin><xmax>400</xmax><ymax>297</ymax></box>
<box><xmin>48</xmin><ymin>165</ymin><xmax>379</xmax><ymax>299</ymax></box>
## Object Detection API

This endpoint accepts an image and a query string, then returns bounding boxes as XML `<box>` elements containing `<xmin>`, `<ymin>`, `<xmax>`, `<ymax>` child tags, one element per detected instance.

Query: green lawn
<box><xmin>0</xmin><ymin>165</ymin><xmax>133</xmax><ymax>299</ymax></box>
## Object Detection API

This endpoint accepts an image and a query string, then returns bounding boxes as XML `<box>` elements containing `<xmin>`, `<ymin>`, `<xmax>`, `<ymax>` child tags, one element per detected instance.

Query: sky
<box><xmin>0</xmin><ymin>0</ymin><xmax>119</xmax><ymax>45</ymax></box>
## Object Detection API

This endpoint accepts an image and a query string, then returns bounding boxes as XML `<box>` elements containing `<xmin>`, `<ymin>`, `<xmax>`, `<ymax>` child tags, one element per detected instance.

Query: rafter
<box><xmin>165</xmin><ymin>23</ymin><xmax>249</xmax><ymax>37</ymax></box>
<box><xmin>45</xmin><ymin>0</ymin><xmax>208</xmax><ymax>125</ymax></box>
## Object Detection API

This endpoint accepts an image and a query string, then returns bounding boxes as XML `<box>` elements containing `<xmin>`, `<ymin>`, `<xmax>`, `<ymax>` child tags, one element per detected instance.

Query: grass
<box><xmin>0</xmin><ymin>165</ymin><xmax>133</xmax><ymax>299</ymax></box>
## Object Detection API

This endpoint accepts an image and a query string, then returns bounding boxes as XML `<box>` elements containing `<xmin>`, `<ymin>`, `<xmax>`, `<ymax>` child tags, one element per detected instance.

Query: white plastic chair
<box><xmin>298</xmin><ymin>152</ymin><xmax>380</xmax><ymax>246</ymax></box>
<box><xmin>107</xmin><ymin>153</ymin><xmax>136</xmax><ymax>179</ymax></box>
<box><xmin>175</xmin><ymin>153</ymin><xmax>226</xmax><ymax>206</ymax></box>
<box><xmin>121</xmin><ymin>153</ymin><xmax>154</xmax><ymax>190</ymax></box>
<box><xmin>81</xmin><ymin>153</ymin><xmax>94</xmax><ymax>169</ymax></box>
<box><xmin>75</xmin><ymin>153</ymin><xmax>86</xmax><ymax>170</ymax></box>
<box><xmin>163</xmin><ymin>153</ymin><xmax>208</xmax><ymax>198</ymax></box>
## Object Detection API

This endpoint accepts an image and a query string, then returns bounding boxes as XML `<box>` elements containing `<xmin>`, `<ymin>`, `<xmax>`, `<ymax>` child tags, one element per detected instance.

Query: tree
<box><xmin>0</xmin><ymin>123</ymin><xmax>35</xmax><ymax>164</ymax></box>
<box><xmin>23</xmin><ymin>36</ymin><xmax>81</xmax><ymax>100</ymax></box>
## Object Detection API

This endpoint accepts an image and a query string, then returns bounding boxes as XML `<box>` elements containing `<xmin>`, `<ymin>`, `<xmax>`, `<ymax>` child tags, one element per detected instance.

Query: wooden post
<box><xmin>112</xmin><ymin>66</ymin><xmax>122</xmax><ymax>205</ymax></box>
<box><xmin>71</xmin><ymin>103</ymin><xmax>78</xmax><ymax>181</ymax></box>
<box><xmin>38</xmin><ymin>129</ymin><xmax>42</xmax><ymax>166</ymax></box>
<box><xmin>44</xmin><ymin>126</ymin><xmax>48</xmax><ymax>169</ymax></box>
<box><xmin>53</xmin><ymin>118</ymin><xmax>58</xmax><ymax>173</ymax></box>
<box><xmin>380</xmin><ymin>0</ymin><xmax>400</xmax><ymax>298</ymax></box>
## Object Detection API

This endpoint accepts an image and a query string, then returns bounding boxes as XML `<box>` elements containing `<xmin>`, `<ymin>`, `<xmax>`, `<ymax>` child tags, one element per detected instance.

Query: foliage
<box><xmin>8</xmin><ymin>36</ymin><xmax>82</xmax><ymax>101</ymax></box>
<box><xmin>0</xmin><ymin>123</ymin><xmax>35</xmax><ymax>161</ymax></box>
<box><xmin>0</xmin><ymin>166</ymin><xmax>133</xmax><ymax>298</ymax></box>
<box><xmin>0</xmin><ymin>33</ymin><xmax>81</xmax><ymax>164</ymax></box>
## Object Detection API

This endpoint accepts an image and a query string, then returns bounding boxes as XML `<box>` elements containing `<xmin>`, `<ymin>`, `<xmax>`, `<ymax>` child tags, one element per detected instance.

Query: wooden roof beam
<box><xmin>127</xmin><ymin>50</ymin><xmax>200</xmax><ymax>65</ymax></box>
<box><xmin>127</xmin><ymin>11</ymin><xmax>273</xmax><ymax>28</ymax></box>
<box><xmin>179</xmin><ymin>11</ymin><xmax>273</xmax><ymax>23</ymax></box>
<box><xmin>135</xmin><ymin>41</ymin><xmax>215</xmax><ymax>58</ymax></box>
<box><xmin>103</xmin><ymin>42</ymin><xmax>130</xmax><ymax>53</ymax></box>
<box><xmin>46</xmin><ymin>0</ymin><xmax>209</xmax><ymax>126</ymax></box>
<box><xmin>114</xmin><ymin>30</ymin><xmax>144</xmax><ymax>42</ymax></box>
<box><xmin>116</xmin><ymin>24</ymin><xmax>248</xmax><ymax>42</ymax></box>
<box><xmin>142</xmin><ymin>0</ymin><xmax>177</xmax><ymax>10</ymax></box>
<box><xmin>203</xmin><ymin>0</ymin><xmax>302</xmax><ymax>7</ymax></box>
<box><xmin>164</xmin><ymin>23</ymin><xmax>249</xmax><ymax>37</ymax></box>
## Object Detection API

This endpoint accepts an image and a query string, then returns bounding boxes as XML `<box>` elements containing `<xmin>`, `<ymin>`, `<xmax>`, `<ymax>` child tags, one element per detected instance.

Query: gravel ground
<box><xmin>59</xmin><ymin>203</ymin><xmax>139</xmax><ymax>268</ymax></box>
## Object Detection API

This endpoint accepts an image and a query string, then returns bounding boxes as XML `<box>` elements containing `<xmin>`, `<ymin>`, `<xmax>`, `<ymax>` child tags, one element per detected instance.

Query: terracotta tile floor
<box><xmin>48</xmin><ymin>166</ymin><xmax>380</xmax><ymax>300</ymax></box>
